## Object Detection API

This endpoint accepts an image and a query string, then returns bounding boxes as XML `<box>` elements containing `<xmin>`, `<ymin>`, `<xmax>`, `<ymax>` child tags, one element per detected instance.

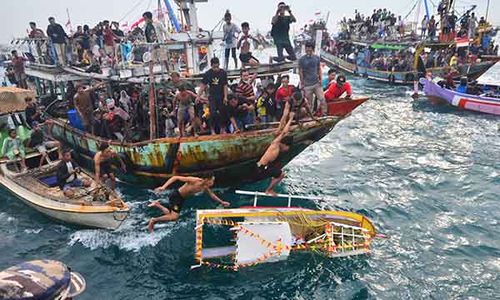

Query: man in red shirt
<box><xmin>324</xmin><ymin>74</ymin><xmax>352</xmax><ymax>102</ymax></box>
<box><xmin>275</xmin><ymin>75</ymin><xmax>294</xmax><ymax>119</ymax></box>
<box><xmin>11</xmin><ymin>50</ymin><xmax>28</xmax><ymax>89</ymax></box>
<box><xmin>28</xmin><ymin>22</ymin><xmax>47</xmax><ymax>63</ymax></box>
<box><xmin>103</xmin><ymin>21</ymin><xmax>119</xmax><ymax>58</ymax></box>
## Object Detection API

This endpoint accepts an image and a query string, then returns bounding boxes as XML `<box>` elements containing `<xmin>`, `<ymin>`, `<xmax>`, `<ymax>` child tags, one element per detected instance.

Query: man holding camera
<box><xmin>271</xmin><ymin>2</ymin><xmax>297</xmax><ymax>63</ymax></box>
<box><xmin>57</xmin><ymin>149</ymin><xmax>91</xmax><ymax>197</ymax></box>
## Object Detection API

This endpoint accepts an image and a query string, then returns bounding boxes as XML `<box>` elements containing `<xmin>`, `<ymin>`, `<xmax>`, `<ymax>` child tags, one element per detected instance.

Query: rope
<box><xmin>118</xmin><ymin>0</ymin><xmax>146</xmax><ymax>23</ymax></box>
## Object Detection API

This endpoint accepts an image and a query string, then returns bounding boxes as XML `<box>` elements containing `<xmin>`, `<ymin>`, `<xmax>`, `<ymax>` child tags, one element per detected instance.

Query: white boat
<box><xmin>0</xmin><ymin>157</ymin><xmax>129</xmax><ymax>230</ymax></box>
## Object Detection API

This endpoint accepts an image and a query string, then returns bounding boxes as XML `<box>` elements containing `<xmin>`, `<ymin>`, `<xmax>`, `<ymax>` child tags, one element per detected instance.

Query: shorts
<box><xmin>6</xmin><ymin>149</ymin><xmax>26</xmax><ymax>160</ymax></box>
<box><xmin>177</xmin><ymin>105</ymin><xmax>194</xmax><ymax>122</ymax></box>
<box><xmin>168</xmin><ymin>189</ymin><xmax>185</xmax><ymax>214</ymax></box>
<box><xmin>63</xmin><ymin>178</ymin><xmax>83</xmax><ymax>191</ymax></box>
<box><xmin>36</xmin><ymin>141</ymin><xmax>59</xmax><ymax>154</ymax></box>
<box><xmin>239</xmin><ymin>52</ymin><xmax>259</xmax><ymax>64</ymax></box>
<box><xmin>257</xmin><ymin>163</ymin><xmax>283</xmax><ymax>179</ymax></box>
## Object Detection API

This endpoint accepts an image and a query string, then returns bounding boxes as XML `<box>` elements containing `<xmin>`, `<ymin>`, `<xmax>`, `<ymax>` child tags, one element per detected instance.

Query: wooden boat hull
<box><xmin>0</xmin><ymin>163</ymin><xmax>129</xmax><ymax>230</ymax></box>
<box><xmin>321</xmin><ymin>50</ymin><xmax>496</xmax><ymax>85</ymax></box>
<box><xmin>420</xmin><ymin>78</ymin><xmax>500</xmax><ymax>115</ymax></box>
<box><xmin>47</xmin><ymin>117</ymin><xmax>343</xmax><ymax>187</ymax></box>
<box><xmin>327</xmin><ymin>97</ymin><xmax>368</xmax><ymax>116</ymax></box>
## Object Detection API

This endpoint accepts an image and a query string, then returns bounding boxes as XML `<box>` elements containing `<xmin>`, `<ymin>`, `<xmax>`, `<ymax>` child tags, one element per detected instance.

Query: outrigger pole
<box><xmin>423</xmin><ymin>0</ymin><xmax>430</xmax><ymax>21</ymax></box>
<box><xmin>485</xmin><ymin>0</ymin><xmax>490</xmax><ymax>22</ymax></box>
<box><xmin>164</xmin><ymin>0</ymin><xmax>181</xmax><ymax>32</ymax></box>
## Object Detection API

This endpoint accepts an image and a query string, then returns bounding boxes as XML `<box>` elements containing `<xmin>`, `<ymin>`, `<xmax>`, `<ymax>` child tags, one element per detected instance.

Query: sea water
<box><xmin>0</xmin><ymin>62</ymin><xmax>499</xmax><ymax>299</ymax></box>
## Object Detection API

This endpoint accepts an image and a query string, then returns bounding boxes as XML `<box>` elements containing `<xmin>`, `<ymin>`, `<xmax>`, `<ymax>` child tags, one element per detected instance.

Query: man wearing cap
<box><xmin>324</xmin><ymin>74</ymin><xmax>352</xmax><ymax>101</ymax></box>
<box><xmin>271</xmin><ymin>2</ymin><xmax>297</xmax><ymax>62</ymax></box>
<box><xmin>299</xmin><ymin>42</ymin><xmax>327</xmax><ymax>116</ymax></box>
<box><xmin>104</xmin><ymin>99</ymin><xmax>129</xmax><ymax>141</ymax></box>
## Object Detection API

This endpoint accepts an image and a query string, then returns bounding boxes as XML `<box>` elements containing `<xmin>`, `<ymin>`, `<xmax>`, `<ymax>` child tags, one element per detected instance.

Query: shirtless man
<box><xmin>147</xmin><ymin>174</ymin><xmax>230</xmax><ymax>232</ymax></box>
<box><xmin>74</xmin><ymin>82</ymin><xmax>107</xmax><ymax>132</ymax></box>
<box><xmin>237</xmin><ymin>22</ymin><xmax>260</xmax><ymax>67</ymax></box>
<box><xmin>174</xmin><ymin>84</ymin><xmax>202</xmax><ymax>137</ymax></box>
<box><xmin>94</xmin><ymin>142</ymin><xmax>126</xmax><ymax>190</ymax></box>
<box><xmin>256</xmin><ymin>117</ymin><xmax>294</xmax><ymax>196</ymax></box>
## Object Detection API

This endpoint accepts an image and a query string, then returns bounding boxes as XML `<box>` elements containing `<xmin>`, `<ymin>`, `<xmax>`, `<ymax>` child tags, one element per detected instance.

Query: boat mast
<box><xmin>485</xmin><ymin>0</ymin><xmax>490</xmax><ymax>22</ymax></box>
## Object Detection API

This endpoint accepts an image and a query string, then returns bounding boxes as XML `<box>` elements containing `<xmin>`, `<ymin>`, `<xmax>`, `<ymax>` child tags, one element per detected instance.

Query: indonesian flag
<box><xmin>455</xmin><ymin>37</ymin><xmax>469</xmax><ymax>48</ymax></box>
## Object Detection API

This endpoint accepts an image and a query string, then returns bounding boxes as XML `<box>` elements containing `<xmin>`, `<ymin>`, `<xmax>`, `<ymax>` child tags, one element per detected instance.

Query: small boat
<box><xmin>0</xmin><ymin>259</ymin><xmax>85</xmax><ymax>300</ymax></box>
<box><xmin>419</xmin><ymin>78</ymin><xmax>500</xmax><ymax>116</ymax></box>
<box><xmin>191</xmin><ymin>190</ymin><xmax>378</xmax><ymax>271</ymax></box>
<box><xmin>0</xmin><ymin>159</ymin><xmax>129</xmax><ymax>229</ymax></box>
<box><xmin>327</xmin><ymin>97</ymin><xmax>369</xmax><ymax>117</ymax></box>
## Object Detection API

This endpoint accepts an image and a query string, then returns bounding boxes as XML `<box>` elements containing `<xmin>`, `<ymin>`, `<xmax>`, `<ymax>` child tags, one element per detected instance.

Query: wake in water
<box><xmin>68</xmin><ymin>199</ymin><xmax>190</xmax><ymax>252</ymax></box>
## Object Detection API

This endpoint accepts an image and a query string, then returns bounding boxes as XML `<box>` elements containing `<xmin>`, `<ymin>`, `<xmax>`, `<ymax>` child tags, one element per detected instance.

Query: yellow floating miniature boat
<box><xmin>192</xmin><ymin>191</ymin><xmax>378</xmax><ymax>271</ymax></box>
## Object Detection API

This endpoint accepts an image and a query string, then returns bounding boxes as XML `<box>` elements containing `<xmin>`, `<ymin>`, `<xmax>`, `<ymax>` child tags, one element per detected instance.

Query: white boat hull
<box><xmin>0</xmin><ymin>166</ymin><xmax>128</xmax><ymax>230</ymax></box>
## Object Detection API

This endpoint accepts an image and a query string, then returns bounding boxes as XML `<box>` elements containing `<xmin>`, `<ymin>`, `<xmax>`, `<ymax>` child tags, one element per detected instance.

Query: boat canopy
<box><xmin>370</xmin><ymin>43</ymin><xmax>408</xmax><ymax>50</ymax></box>
<box><xmin>0</xmin><ymin>87</ymin><xmax>34</xmax><ymax>114</ymax></box>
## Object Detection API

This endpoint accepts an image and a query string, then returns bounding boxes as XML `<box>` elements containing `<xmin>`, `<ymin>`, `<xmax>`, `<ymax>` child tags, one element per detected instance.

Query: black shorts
<box><xmin>257</xmin><ymin>163</ymin><xmax>283</xmax><ymax>179</ymax></box>
<box><xmin>168</xmin><ymin>189</ymin><xmax>185</xmax><ymax>214</ymax></box>
<box><xmin>239</xmin><ymin>52</ymin><xmax>259</xmax><ymax>63</ymax></box>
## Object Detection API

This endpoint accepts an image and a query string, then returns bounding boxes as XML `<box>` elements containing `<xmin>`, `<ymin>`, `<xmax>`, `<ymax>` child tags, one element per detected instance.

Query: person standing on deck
<box><xmin>271</xmin><ymin>2</ymin><xmax>297</xmax><ymax>63</ymax></box>
<box><xmin>198</xmin><ymin>57</ymin><xmax>229</xmax><ymax>134</ymax></box>
<box><xmin>299</xmin><ymin>42</ymin><xmax>327</xmax><ymax>116</ymax></box>
<box><xmin>147</xmin><ymin>174</ymin><xmax>230</xmax><ymax>232</ymax></box>
<box><xmin>256</xmin><ymin>117</ymin><xmax>294</xmax><ymax>196</ymax></box>
<box><xmin>10</xmin><ymin>51</ymin><xmax>28</xmax><ymax>89</ymax></box>
<box><xmin>28</xmin><ymin>22</ymin><xmax>47</xmax><ymax>63</ymax></box>
<box><xmin>222</xmin><ymin>10</ymin><xmax>241</xmax><ymax>70</ymax></box>
<box><xmin>46</xmin><ymin>17</ymin><xmax>69</xmax><ymax>65</ymax></box>
<box><xmin>74</xmin><ymin>82</ymin><xmax>107</xmax><ymax>133</ymax></box>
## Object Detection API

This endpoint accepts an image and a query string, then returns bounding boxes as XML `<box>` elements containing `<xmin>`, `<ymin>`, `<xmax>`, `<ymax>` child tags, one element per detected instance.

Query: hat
<box><xmin>106</xmin><ymin>98</ymin><xmax>115</xmax><ymax>109</ymax></box>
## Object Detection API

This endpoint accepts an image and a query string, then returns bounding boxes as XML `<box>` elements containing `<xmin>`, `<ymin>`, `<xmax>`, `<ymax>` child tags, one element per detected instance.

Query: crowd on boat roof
<box><xmin>323</xmin><ymin>4</ymin><xmax>498</xmax><ymax>74</ymax></box>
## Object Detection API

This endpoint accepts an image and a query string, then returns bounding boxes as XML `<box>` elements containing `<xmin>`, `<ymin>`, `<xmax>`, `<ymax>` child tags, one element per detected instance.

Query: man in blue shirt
<box><xmin>299</xmin><ymin>42</ymin><xmax>327</xmax><ymax>116</ymax></box>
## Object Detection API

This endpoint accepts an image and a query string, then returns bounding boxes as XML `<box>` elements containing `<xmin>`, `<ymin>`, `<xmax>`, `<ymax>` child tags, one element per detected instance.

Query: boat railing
<box><xmin>235</xmin><ymin>190</ymin><xmax>336</xmax><ymax>208</ymax></box>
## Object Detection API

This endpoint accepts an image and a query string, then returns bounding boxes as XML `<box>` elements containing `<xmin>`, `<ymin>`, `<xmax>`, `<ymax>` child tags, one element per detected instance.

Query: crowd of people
<box><xmin>339</xmin><ymin>9</ymin><xmax>408</xmax><ymax>41</ymax></box>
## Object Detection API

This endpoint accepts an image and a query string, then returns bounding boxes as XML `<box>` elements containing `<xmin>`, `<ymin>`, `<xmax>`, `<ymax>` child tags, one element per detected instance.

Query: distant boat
<box><xmin>420</xmin><ymin>78</ymin><xmax>500</xmax><ymax>116</ymax></box>
<box><xmin>0</xmin><ymin>259</ymin><xmax>86</xmax><ymax>300</ymax></box>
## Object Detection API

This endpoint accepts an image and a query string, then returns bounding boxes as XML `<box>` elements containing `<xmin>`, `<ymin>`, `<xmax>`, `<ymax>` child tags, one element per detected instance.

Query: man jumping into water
<box><xmin>256</xmin><ymin>117</ymin><xmax>294</xmax><ymax>196</ymax></box>
<box><xmin>147</xmin><ymin>174</ymin><xmax>230</xmax><ymax>232</ymax></box>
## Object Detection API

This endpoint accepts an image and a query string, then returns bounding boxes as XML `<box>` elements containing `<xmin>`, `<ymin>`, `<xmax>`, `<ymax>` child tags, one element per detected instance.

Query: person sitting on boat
<box><xmin>25</xmin><ymin>97</ymin><xmax>44</xmax><ymax>128</ymax></box>
<box><xmin>275</xmin><ymin>75</ymin><xmax>295</xmax><ymax>119</ymax></box>
<box><xmin>94</xmin><ymin>142</ymin><xmax>126</xmax><ymax>191</ymax></box>
<box><xmin>237</xmin><ymin>22</ymin><xmax>260</xmax><ymax>67</ymax></box>
<box><xmin>1</xmin><ymin>129</ymin><xmax>27</xmax><ymax>172</ymax></box>
<box><xmin>324</xmin><ymin>74</ymin><xmax>352</xmax><ymax>102</ymax></box>
<box><xmin>147</xmin><ymin>174</ymin><xmax>230</xmax><ymax>232</ymax></box>
<box><xmin>466</xmin><ymin>80</ymin><xmax>483</xmax><ymax>96</ymax></box>
<box><xmin>104</xmin><ymin>99</ymin><xmax>130</xmax><ymax>141</ymax></box>
<box><xmin>57</xmin><ymin>149</ymin><xmax>91</xmax><ymax>197</ymax></box>
<box><xmin>26</xmin><ymin>121</ymin><xmax>61</xmax><ymax>167</ymax></box>
<box><xmin>256</xmin><ymin>117</ymin><xmax>294</xmax><ymax>196</ymax></box>
<box><xmin>322</xmin><ymin>69</ymin><xmax>337</xmax><ymax>91</ymax></box>
<box><xmin>256</xmin><ymin>83</ymin><xmax>277</xmax><ymax>123</ymax></box>
<box><xmin>456</xmin><ymin>77</ymin><xmax>468</xmax><ymax>94</ymax></box>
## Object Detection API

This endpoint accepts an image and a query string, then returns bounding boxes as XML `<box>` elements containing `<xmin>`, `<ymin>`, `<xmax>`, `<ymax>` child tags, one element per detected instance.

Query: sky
<box><xmin>0</xmin><ymin>0</ymin><xmax>498</xmax><ymax>43</ymax></box>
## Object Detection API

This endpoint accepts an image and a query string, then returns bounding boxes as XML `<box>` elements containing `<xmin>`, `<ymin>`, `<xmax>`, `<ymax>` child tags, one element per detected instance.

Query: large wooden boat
<box><xmin>46</xmin><ymin>116</ymin><xmax>344</xmax><ymax>188</ymax></box>
<box><xmin>192</xmin><ymin>190</ymin><xmax>378</xmax><ymax>270</ymax></box>
<box><xmin>420</xmin><ymin>78</ymin><xmax>500</xmax><ymax>115</ymax></box>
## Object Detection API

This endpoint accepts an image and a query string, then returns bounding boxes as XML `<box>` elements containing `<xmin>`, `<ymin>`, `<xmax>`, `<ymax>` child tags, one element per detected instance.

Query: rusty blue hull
<box><xmin>321</xmin><ymin>50</ymin><xmax>496</xmax><ymax>85</ymax></box>
<box><xmin>47</xmin><ymin>117</ymin><xmax>342</xmax><ymax>187</ymax></box>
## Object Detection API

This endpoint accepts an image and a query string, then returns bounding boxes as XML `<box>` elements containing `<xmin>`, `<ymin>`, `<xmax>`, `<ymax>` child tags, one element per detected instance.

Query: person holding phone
<box><xmin>271</xmin><ymin>2</ymin><xmax>297</xmax><ymax>63</ymax></box>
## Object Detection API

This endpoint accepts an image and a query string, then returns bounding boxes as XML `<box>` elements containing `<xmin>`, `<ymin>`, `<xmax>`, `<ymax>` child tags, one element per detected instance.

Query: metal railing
<box><xmin>235</xmin><ymin>190</ymin><xmax>336</xmax><ymax>208</ymax></box>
